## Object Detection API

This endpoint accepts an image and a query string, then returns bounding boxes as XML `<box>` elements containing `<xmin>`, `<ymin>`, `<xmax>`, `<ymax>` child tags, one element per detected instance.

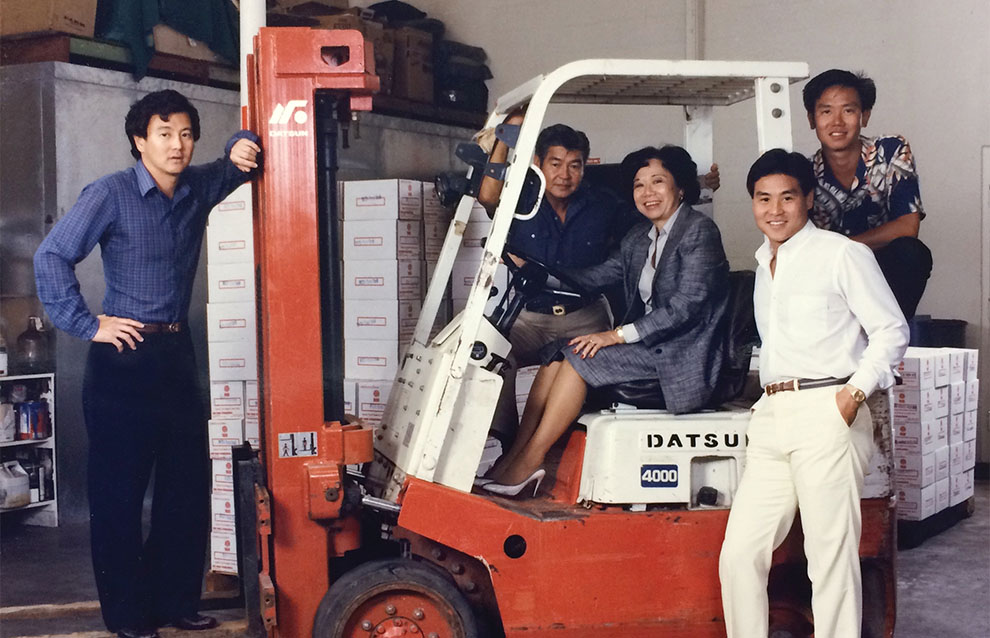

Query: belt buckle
<box><xmin>166</xmin><ymin>322</ymin><xmax>181</xmax><ymax>333</ymax></box>
<box><xmin>765</xmin><ymin>383</ymin><xmax>777</xmax><ymax>396</ymax></box>
<box><xmin>552</xmin><ymin>304</ymin><xmax>566</xmax><ymax>316</ymax></box>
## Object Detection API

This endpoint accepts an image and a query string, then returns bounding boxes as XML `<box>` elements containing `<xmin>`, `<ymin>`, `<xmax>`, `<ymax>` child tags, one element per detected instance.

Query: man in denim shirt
<box><xmin>34</xmin><ymin>90</ymin><xmax>260</xmax><ymax>638</ymax></box>
<box><xmin>480</xmin><ymin>123</ymin><xmax>634</xmax><ymax>442</ymax></box>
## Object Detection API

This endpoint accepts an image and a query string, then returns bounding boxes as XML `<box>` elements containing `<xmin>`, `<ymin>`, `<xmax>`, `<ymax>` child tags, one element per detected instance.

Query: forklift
<box><xmin>238</xmin><ymin>27</ymin><xmax>897</xmax><ymax>638</ymax></box>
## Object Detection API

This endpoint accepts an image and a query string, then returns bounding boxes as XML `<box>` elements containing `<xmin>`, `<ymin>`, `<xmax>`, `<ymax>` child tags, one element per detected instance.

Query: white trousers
<box><xmin>719</xmin><ymin>386</ymin><xmax>875</xmax><ymax>638</ymax></box>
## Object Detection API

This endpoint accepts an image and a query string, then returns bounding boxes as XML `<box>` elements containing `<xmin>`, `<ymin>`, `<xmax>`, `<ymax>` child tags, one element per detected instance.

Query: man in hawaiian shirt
<box><xmin>803</xmin><ymin>69</ymin><xmax>932</xmax><ymax>319</ymax></box>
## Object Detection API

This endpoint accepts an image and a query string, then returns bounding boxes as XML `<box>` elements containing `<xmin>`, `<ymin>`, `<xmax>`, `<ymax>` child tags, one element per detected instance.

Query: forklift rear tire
<box><xmin>313</xmin><ymin>558</ymin><xmax>480</xmax><ymax>638</ymax></box>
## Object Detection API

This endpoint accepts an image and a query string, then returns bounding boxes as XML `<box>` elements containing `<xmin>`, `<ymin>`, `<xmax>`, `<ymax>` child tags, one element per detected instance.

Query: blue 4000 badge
<box><xmin>640</xmin><ymin>464</ymin><xmax>679</xmax><ymax>487</ymax></box>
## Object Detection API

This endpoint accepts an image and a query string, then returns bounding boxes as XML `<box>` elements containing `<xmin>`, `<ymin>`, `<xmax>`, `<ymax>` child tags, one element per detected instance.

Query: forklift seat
<box><xmin>585</xmin><ymin>270</ymin><xmax>757</xmax><ymax>410</ymax></box>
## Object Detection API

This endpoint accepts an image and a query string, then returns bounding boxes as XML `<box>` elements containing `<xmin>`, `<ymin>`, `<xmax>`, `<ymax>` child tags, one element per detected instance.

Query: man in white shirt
<box><xmin>719</xmin><ymin>149</ymin><xmax>909</xmax><ymax>638</ymax></box>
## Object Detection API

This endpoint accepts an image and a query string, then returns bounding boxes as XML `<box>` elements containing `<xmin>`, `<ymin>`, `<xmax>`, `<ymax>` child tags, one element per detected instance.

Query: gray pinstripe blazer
<box><xmin>572</xmin><ymin>206</ymin><xmax>730</xmax><ymax>413</ymax></box>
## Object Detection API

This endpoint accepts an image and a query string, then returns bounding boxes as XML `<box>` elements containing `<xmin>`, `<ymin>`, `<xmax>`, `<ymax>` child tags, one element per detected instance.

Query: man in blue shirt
<box><xmin>803</xmin><ymin>69</ymin><xmax>932</xmax><ymax>320</ymax></box>
<box><xmin>34</xmin><ymin>89</ymin><xmax>260</xmax><ymax>638</ymax></box>
<box><xmin>480</xmin><ymin>123</ymin><xmax>636</xmax><ymax>442</ymax></box>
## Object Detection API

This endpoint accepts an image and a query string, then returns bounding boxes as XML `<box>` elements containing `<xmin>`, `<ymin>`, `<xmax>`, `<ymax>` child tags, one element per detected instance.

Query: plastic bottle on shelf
<box><xmin>0</xmin><ymin>323</ymin><xmax>8</xmax><ymax>376</ymax></box>
<box><xmin>15</xmin><ymin>316</ymin><xmax>49</xmax><ymax>374</ymax></box>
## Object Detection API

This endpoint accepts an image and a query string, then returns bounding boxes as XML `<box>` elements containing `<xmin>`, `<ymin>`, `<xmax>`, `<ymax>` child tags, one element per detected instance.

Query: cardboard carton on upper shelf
<box><xmin>391</xmin><ymin>26</ymin><xmax>434</xmax><ymax>103</ymax></box>
<box><xmin>152</xmin><ymin>24</ymin><xmax>222</xmax><ymax>63</ymax></box>
<box><xmin>0</xmin><ymin>0</ymin><xmax>97</xmax><ymax>38</ymax></box>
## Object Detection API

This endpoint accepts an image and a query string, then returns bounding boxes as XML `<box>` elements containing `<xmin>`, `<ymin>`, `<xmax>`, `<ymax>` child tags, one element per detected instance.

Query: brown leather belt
<box><xmin>764</xmin><ymin>376</ymin><xmax>849</xmax><ymax>396</ymax></box>
<box><xmin>137</xmin><ymin>322</ymin><xmax>185</xmax><ymax>334</ymax></box>
<box><xmin>525</xmin><ymin>296</ymin><xmax>597</xmax><ymax>316</ymax></box>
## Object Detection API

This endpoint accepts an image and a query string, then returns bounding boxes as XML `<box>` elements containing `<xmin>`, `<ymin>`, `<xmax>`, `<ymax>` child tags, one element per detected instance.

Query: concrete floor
<box><xmin>1</xmin><ymin>482</ymin><xmax>988</xmax><ymax>637</ymax></box>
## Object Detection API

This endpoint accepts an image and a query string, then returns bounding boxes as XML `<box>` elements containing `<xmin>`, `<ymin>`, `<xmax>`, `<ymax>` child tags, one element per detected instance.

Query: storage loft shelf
<box><xmin>1</xmin><ymin>373</ymin><xmax>54</xmax><ymax>382</ymax></box>
<box><xmin>0</xmin><ymin>33</ymin><xmax>240</xmax><ymax>90</ymax></box>
<box><xmin>0</xmin><ymin>372</ymin><xmax>57</xmax><ymax>526</ymax></box>
<box><xmin>0</xmin><ymin>34</ymin><xmax>488</xmax><ymax>129</ymax></box>
<box><xmin>372</xmin><ymin>94</ymin><xmax>486</xmax><ymax>129</ymax></box>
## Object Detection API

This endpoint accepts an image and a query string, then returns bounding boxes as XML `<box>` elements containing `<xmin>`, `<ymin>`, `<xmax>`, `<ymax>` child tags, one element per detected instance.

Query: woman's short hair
<box><xmin>619</xmin><ymin>145</ymin><xmax>700</xmax><ymax>206</ymax></box>
<box><xmin>745</xmin><ymin>148</ymin><xmax>816</xmax><ymax>197</ymax></box>
<box><xmin>125</xmin><ymin>89</ymin><xmax>201</xmax><ymax>160</ymax></box>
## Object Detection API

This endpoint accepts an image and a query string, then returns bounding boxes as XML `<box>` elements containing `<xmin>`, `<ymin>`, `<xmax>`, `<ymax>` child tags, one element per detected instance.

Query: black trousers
<box><xmin>82</xmin><ymin>332</ymin><xmax>209</xmax><ymax>632</ymax></box>
<box><xmin>874</xmin><ymin>236</ymin><xmax>933</xmax><ymax>321</ymax></box>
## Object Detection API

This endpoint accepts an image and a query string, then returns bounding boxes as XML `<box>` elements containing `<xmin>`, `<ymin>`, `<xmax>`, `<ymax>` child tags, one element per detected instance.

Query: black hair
<box><xmin>802</xmin><ymin>69</ymin><xmax>877</xmax><ymax>115</ymax></box>
<box><xmin>619</xmin><ymin>145</ymin><xmax>701</xmax><ymax>206</ymax></box>
<box><xmin>125</xmin><ymin>89</ymin><xmax>201</xmax><ymax>160</ymax></box>
<box><xmin>535</xmin><ymin>124</ymin><xmax>590</xmax><ymax>162</ymax></box>
<box><xmin>746</xmin><ymin>148</ymin><xmax>816</xmax><ymax>197</ymax></box>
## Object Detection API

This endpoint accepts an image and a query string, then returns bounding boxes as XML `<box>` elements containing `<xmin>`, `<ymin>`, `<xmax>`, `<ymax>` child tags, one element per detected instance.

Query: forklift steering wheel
<box><xmin>502</xmin><ymin>246</ymin><xmax>589</xmax><ymax>299</ymax></box>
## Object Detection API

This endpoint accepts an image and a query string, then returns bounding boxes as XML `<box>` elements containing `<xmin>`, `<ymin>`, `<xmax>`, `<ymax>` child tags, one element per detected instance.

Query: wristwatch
<box><xmin>844</xmin><ymin>384</ymin><xmax>867</xmax><ymax>404</ymax></box>
<box><xmin>615</xmin><ymin>326</ymin><xmax>625</xmax><ymax>343</ymax></box>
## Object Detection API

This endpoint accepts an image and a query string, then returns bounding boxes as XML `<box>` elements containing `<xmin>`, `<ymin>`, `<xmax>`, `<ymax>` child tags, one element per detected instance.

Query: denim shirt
<box><xmin>34</xmin><ymin>130</ymin><xmax>259</xmax><ymax>340</ymax></box>
<box><xmin>506</xmin><ymin>181</ymin><xmax>635</xmax><ymax>269</ymax></box>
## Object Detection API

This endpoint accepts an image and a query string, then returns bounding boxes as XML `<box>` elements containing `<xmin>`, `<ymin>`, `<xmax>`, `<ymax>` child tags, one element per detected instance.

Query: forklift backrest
<box><xmin>708</xmin><ymin>269</ymin><xmax>757</xmax><ymax>405</ymax></box>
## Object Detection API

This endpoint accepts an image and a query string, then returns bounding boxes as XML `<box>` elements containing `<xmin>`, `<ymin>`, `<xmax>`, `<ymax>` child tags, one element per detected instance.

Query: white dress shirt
<box><xmin>755</xmin><ymin>220</ymin><xmax>908</xmax><ymax>397</ymax></box>
<box><xmin>622</xmin><ymin>206</ymin><xmax>682</xmax><ymax>343</ymax></box>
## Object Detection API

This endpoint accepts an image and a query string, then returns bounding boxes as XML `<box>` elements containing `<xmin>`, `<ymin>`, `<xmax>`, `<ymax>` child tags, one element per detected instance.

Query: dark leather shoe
<box><xmin>171</xmin><ymin>614</ymin><xmax>219</xmax><ymax>631</ymax></box>
<box><xmin>117</xmin><ymin>629</ymin><xmax>160</xmax><ymax>638</ymax></box>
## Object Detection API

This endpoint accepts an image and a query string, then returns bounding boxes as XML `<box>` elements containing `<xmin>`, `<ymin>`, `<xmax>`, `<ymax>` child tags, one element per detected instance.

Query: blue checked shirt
<box><xmin>34</xmin><ymin>131</ymin><xmax>259</xmax><ymax>340</ymax></box>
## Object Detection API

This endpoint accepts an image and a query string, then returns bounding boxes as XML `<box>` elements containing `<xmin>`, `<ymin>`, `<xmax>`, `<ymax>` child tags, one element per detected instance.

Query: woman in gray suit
<box><xmin>485</xmin><ymin>145</ymin><xmax>730</xmax><ymax>497</ymax></box>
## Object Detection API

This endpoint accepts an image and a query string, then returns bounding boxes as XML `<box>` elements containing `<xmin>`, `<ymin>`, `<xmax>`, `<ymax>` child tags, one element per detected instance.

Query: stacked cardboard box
<box><xmin>204</xmin><ymin>183</ymin><xmax>257</xmax><ymax>575</ymax></box>
<box><xmin>944</xmin><ymin>348</ymin><xmax>979</xmax><ymax>507</ymax></box>
<box><xmin>450</xmin><ymin>202</ymin><xmax>507</xmax><ymax>318</ymax></box>
<box><xmin>391</xmin><ymin>26</ymin><xmax>434</xmax><ymax>103</ymax></box>
<box><xmin>341</xmin><ymin>180</ymin><xmax>426</xmax><ymax>428</ymax></box>
<box><xmin>421</xmin><ymin>182</ymin><xmax>455</xmax><ymax>339</ymax></box>
<box><xmin>893</xmin><ymin>347</ymin><xmax>978</xmax><ymax>521</ymax></box>
<box><xmin>0</xmin><ymin>0</ymin><xmax>98</xmax><ymax>38</ymax></box>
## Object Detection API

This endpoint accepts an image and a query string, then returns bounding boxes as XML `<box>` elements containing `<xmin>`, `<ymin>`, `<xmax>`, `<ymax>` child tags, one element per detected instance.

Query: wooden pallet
<box><xmin>897</xmin><ymin>496</ymin><xmax>975</xmax><ymax>550</ymax></box>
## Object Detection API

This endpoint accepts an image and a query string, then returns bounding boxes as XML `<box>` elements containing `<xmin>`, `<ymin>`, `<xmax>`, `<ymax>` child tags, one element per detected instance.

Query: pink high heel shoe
<box><xmin>482</xmin><ymin>469</ymin><xmax>546</xmax><ymax>498</ymax></box>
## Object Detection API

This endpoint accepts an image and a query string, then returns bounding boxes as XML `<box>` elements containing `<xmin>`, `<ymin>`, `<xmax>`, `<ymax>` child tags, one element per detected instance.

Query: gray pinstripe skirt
<box><xmin>541</xmin><ymin>339</ymin><xmax>658</xmax><ymax>388</ymax></box>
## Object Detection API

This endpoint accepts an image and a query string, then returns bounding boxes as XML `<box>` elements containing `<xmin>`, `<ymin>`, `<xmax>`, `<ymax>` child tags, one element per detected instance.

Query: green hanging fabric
<box><xmin>95</xmin><ymin>0</ymin><xmax>239</xmax><ymax>80</ymax></box>
<box><xmin>159</xmin><ymin>0</ymin><xmax>239</xmax><ymax>66</ymax></box>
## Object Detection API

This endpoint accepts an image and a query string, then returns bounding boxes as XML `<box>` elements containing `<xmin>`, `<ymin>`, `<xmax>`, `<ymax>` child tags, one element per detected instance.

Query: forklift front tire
<box><xmin>313</xmin><ymin>558</ymin><xmax>480</xmax><ymax>638</ymax></box>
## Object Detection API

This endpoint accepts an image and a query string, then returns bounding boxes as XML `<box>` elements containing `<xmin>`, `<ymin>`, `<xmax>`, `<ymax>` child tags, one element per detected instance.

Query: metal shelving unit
<box><xmin>1</xmin><ymin>372</ymin><xmax>57</xmax><ymax>526</ymax></box>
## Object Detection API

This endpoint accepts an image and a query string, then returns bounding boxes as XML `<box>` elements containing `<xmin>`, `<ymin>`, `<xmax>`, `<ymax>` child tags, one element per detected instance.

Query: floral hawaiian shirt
<box><xmin>811</xmin><ymin>135</ymin><xmax>925</xmax><ymax>236</ymax></box>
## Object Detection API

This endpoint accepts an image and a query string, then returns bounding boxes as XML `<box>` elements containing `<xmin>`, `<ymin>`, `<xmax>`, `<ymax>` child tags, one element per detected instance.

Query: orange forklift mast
<box><xmin>244</xmin><ymin>27</ymin><xmax>378</xmax><ymax>638</ymax></box>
